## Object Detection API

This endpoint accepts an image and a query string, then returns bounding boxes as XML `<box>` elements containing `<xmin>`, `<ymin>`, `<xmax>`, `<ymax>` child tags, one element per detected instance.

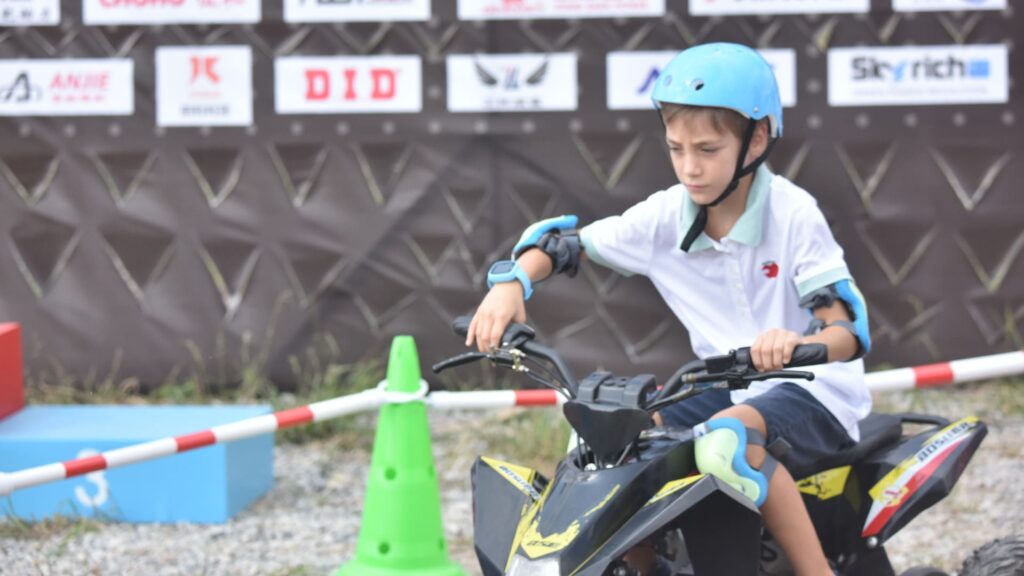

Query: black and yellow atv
<box><xmin>433</xmin><ymin>316</ymin><xmax>1015</xmax><ymax>576</ymax></box>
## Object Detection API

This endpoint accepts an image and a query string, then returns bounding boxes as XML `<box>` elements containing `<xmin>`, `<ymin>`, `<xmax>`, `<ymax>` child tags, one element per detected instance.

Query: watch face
<box><xmin>490</xmin><ymin>261</ymin><xmax>516</xmax><ymax>275</ymax></box>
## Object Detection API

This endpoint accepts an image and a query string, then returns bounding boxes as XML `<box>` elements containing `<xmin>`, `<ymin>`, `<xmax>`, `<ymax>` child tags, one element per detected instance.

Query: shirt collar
<box><xmin>678</xmin><ymin>164</ymin><xmax>774</xmax><ymax>253</ymax></box>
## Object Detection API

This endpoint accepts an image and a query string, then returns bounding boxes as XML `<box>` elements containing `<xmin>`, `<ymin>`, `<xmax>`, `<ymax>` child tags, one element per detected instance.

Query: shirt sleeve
<box><xmin>578</xmin><ymin>192</ymin><xmax>665</xmax><ymax>277</ymax></box>
<box><xmin>790</xmin><ymin>203</ymin><xmax>852</xmax><ymax>298</ymax></box>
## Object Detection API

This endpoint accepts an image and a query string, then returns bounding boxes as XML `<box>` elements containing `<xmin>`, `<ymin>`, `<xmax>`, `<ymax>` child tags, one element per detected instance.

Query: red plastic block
<box><xmin>0</xmin><ymin>323</ymin><xmax>25</xmax><ymax>419</ymax></box>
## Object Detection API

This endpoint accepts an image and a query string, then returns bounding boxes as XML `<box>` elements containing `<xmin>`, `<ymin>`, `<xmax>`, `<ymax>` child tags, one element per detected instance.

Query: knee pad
<box><xmin>694</xmin><ymin>417</ymin><xmax>775</xmax><ymax>507</ymax></box>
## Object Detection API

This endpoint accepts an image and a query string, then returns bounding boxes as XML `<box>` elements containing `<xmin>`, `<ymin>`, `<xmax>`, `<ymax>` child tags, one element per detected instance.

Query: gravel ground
<box><xmin>2</xmin><ymin>384</ymin><xmax>1022</xmax><ymax>576</ymax></box>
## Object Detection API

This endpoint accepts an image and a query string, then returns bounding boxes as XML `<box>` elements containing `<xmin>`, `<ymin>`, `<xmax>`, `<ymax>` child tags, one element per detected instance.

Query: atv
<box><xmin>433</xmin><ymin>316</ymin><xmax>1019</xmax><ymax>576</ymax></box>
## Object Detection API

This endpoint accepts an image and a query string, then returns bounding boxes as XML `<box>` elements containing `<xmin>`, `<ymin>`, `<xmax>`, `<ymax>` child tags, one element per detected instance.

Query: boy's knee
<box><xmin>694</xmin><ymin>417</ymin><xmax>775</xmax><ymax>506</ymax></box>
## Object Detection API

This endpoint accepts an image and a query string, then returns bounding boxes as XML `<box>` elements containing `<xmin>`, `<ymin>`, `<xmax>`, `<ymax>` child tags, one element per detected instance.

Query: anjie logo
<box><xmin>852</xmin><ymin>55</ymin><xmax>990</xmax><ymax>82</ymax></box>
<box><xmin>0</xmin><ymin>72</ymin><xmax>42</xmax><ymax>102</ymax></box>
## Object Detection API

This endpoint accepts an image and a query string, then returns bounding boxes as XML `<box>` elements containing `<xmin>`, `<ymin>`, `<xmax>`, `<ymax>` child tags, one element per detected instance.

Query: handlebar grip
<box><xmin>452</xmin><ymin>315</ymin><xmax>472</xmax><ymax>337</ymax></box>
<box><xmin>785</xmin><ymin>343</ymin><xmax>829</xmax><ymax>368</ymax></box>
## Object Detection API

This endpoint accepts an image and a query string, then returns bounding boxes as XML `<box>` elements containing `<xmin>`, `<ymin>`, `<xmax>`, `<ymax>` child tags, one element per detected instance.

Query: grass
<box><xmin>22</xmin><ymin>321</ymin><xmax>386</xmax><ymax>447</ymax></box>
<box><xmin>0</xmin><ymin>514</ymin><xmax>102</xmax><ymax>541</ymax></box>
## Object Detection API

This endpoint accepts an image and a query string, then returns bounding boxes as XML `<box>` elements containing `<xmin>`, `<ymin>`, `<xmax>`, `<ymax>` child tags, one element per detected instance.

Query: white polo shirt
<box><xmin>579</xmin><ymin>165</ymin><xmax>871</xmax><ymax>441</ymax></box>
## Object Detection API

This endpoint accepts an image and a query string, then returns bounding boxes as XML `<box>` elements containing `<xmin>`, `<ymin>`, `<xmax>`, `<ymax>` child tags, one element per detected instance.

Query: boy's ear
<box><xmin>748</xmin><ymin>120</ymin><xmax>770</xmax><ymax>160</ymax></box>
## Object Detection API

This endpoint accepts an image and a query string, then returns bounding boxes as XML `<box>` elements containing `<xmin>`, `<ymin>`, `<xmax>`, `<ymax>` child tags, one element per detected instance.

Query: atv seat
<box><xmin>790</xmin><ymin>412</ymin><xmax>904</xmax><ymax>479</ymax></box>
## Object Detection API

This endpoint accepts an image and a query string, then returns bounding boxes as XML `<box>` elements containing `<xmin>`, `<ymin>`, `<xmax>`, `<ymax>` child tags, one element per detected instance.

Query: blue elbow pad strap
<box><xmin>835</xmin><ymin>279</ymin><xmax>871</xmax><ymax>357</ymax></box>
<box><xmin>694</xmin><ymin>417</ymin><xmax>772</xmax><ymax>507</ymax></box>
<box><xmin>512</xmin><ymin>215</ymin><xmax>578</xmax><ymax>259</ymax></box>
<box><xmin>800</xmin><ymin>279</ymin><xmax>871</xmax><ymax>360</ymax></box>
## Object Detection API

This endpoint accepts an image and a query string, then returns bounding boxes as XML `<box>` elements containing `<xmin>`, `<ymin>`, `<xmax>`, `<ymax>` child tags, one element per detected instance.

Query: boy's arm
<box><xmin>466</xmin><ymin>239</ymin><xmax>587</xmax><ymax>352</ymax></box>
<box><xmin>751</xmin><ymin>299</ymin><xmax>859</xmax><ymax>371</ymax></box>
<box><xmin>801</xmin><ymin>300</ymin><xmax>859</xmax><ymax>363</ymax></box>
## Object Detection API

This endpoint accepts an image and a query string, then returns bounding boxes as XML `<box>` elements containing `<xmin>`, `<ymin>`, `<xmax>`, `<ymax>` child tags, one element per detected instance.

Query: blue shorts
<box><xmin>659</xmin><ymin>382</ymin><xmax>855</xmax><ymax>476</ymax></box>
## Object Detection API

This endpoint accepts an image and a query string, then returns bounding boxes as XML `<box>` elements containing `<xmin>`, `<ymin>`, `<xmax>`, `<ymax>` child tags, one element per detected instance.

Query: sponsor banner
<box><xmin>284</xmin><ymin>0</ymin><xmax>429</xmax><ymax>23</ymax></box>
<box><xmin>689</xmin><ymin>0</ymin><xmax>866</xmax><ymax>15</ymax></box>
<box><xmin>458</xmin><ymin>0</ymin><xmax>664</xmax><ymax>20</ymax></box>
<box><xmin>447</xmin><ymin>53</ymin><xmax>577</xmax><ymax>112</ymax></box>
<box><xmin>0</xmin><ymin>59</ymin><xmax>134</xmax><ymax>116</ymax></box>
<box><xmin>156</xmin><ymin>46</ymin><xmax>252</xmax><ymax>127</ymax></box>
<box><xmin>275</xmin><ymin>56</ymin><xmax>422</xmax><ymax>114</ymax></box>
<box><xmin>828</xmin><ymin>44</ymin><xmax>1008</xmax><ymax>107</ymax></box>
<box><xmin>84</xmin><ymin>0</ymin><xmax>259</xmax><ymax>25</ymax></box>
<box><xmin>894</xmin><ymin>0</ymin><xmax>1006</xmax><ymax>11</ymax></box>
<box><xmin>1</xmin><ymin>0</ymin><xmax>59</xmax><ymax>25</ymax></box>
<box><xmin>607</xmin><ymin>49</ymin><xmax>796</xmax><ymax>110</ymax></box>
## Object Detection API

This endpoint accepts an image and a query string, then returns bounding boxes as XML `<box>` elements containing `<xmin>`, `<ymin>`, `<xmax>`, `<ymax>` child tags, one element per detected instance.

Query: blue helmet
<box><xmin>651</xmin><ymin>43</ymin><xmax>783</xmax><ymax>138</ymax></box>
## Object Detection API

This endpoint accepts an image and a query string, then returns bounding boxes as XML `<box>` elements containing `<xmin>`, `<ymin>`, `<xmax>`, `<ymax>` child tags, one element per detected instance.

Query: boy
<box><xmin>466</xmin><ymin>43</ymin><xmax>871</xmax><ymax>576</ymax></box>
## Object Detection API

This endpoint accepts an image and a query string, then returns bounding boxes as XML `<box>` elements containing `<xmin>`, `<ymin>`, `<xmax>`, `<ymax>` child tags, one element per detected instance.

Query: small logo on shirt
<box><xmin>761</xmin><ymin>260</ymin><xmax>779</xmax><ymax>279</ymax></box>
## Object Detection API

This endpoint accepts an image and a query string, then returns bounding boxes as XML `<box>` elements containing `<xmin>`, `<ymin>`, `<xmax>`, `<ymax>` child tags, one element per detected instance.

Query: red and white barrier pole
<box><xmin>865</xmin><ymin>350</ymin><xmax>1024</xmax><ymax>393</ymax></box>
<box><xmin>0</xmin><ymin>384</ymin><xmax>565</xmax><ymax>497</ymax></box>
<box><xmin>0</xmin><ymin>386</ymin><xmax>390</xmax><ymax>498</ymax></box>
<box><xmin>4</xmin><ymin>350</ymin><xmax>1021</xmax><ymax>497</ymax></box>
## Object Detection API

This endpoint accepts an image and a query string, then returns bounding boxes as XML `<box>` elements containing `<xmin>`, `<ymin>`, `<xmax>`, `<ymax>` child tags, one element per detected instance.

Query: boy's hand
<box><xmin>751</xmin><ymin>328</ymin><xmax>805</xmax><ymax>372</ymax></box>
<box><xmin>466</xmin><ymin>283</ymin><xmax>528</xmax><ymax>352</ymax></box>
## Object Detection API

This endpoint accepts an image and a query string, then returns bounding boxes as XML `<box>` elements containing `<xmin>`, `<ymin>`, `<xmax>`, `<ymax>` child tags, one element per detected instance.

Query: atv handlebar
<box><xmin>435</xmin><ymin>316</ymin><xmax>826</xmax><ymax>407</ymax></box>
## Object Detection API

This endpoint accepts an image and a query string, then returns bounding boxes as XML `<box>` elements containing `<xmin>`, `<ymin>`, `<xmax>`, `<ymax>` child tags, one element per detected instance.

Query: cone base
<box><xmin>334</xmin><ymin>559</ymin><xmax>466</xmax><ymax>576</ymax></box>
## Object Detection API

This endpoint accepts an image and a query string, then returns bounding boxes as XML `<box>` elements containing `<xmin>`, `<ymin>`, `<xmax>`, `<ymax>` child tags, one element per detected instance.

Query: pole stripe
<box><xmin>275</xmin><ymin>406</ymin><xmax>315</xmax><ymax>429</ymax></box>
<box><xmin>912</xmin><ymin>363</ymin><xmax>957</xmax><ymax>388</ymax></box>
<box><xmin>515</xmin><ymin>389</ymin><xmax>562</xmax><ymax>406</ymax></box>
<box><xmin>176</xmin><ymin>430</ymin><xmax>217</xmax><ymax>452</ymax></box>
<box><xmin>64</xmin><ymin>455</ymin><xmax>107</xmax><ymax>479</ymax></box>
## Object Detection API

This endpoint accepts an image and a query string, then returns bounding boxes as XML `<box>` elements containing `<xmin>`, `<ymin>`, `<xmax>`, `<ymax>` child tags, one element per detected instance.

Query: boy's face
<box><xmin>664</xmin><ymin>112</ymin><xmax>760</xmax><ymax>205</ymax></box>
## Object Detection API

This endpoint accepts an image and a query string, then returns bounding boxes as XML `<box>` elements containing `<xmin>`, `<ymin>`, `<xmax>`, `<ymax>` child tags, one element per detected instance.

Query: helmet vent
<box><xmin>691</xmin><ymin>79</ymin><xmax>705</xmax><ymax>91</ymax></box>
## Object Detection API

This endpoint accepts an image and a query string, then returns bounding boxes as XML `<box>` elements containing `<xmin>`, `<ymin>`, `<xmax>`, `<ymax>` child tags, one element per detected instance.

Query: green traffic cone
<box><xmin>336</xmin><ymin>336</ymin><xmax>466</xmax><ymax>576</ymax></box>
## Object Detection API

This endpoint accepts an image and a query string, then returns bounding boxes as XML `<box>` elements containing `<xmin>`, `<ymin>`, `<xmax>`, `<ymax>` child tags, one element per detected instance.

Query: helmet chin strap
<box><xmin>679</xmin><ymin>119</ymin><xmax>778</xmax><ymax>252</ymax></box>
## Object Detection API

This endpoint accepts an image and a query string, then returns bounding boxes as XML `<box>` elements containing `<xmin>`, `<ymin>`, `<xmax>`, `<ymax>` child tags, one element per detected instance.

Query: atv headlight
<box><xmin>507</xmin><ymin>554</ymin><xmax>560</xmax><ymax>576</ymax></box>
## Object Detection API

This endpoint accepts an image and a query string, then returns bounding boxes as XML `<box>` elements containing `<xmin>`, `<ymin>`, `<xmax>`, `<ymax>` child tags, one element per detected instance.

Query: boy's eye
<box><xmin>701</xmin><ymin>147</ymin><xmax>720</xmax><ymax>153</ymax></box>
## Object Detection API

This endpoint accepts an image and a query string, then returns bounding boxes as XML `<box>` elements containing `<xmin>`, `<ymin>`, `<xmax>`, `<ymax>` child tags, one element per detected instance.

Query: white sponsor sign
<box><xmin>607</xmin><ymin>49</ymin><xmax>796</xmax><ymax>110</ymax></box>
<box><xmin>458</xmin><ymin>0</ymin><xmax>664</xmax><ymax>20</ymax></box>
<box><xmin>84</xmin><ymin>0</ymin><xmax>259</xmax><ymax>25</ymax></box>
<box><xmin>894</xmin><ymin>0</ymin><xmax>1005</xmax><ymax>11</ymax></box>
<box><xmin>828</xmin><ymin>44</ymin><xmax>1008</xmax><ymax>106</ymax></box>
<box><xmin>156</xmin><ymin>46</ymin><xmax>252</xmax><ymax>126</ymax></box>
<box><xmin>0</xmin><ymin>59</ymin><xmax>134</xmax><ymax>116</ymax></box>
<box><xmin>689</xmin><ymin>0</ymin><xmax>867</xmax><ymax>15</ymax></box>
<box><xmin>275</xmin><ymin>56</ymin><xmax>422</xmax><ymax>114</ymax></box>
<box><xmin>447</xmin><ymin>53</ymin><xmax>577</xmax><ymax>112</ymax></box>
<box><xmin>284</xmin><ymin>0</ymin><xmax>429</xmax><ymax>23</ymax></box>
<box><xmin>1</xmin><ymin>0</ymin><xmax>59</xmax><ymax>25</ymax></box>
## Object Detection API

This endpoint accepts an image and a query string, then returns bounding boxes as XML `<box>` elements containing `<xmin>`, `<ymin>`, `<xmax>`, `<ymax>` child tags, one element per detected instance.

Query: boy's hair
<box><xmin>659</xmin><ymin>103</ymin><xmax>753</xmax><ymax>139</ymax></box>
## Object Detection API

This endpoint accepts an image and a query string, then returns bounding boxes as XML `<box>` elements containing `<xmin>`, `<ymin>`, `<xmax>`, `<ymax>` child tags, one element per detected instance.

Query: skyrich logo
<box><xmin>473</xmin><ymin>58</ymin><xmax>548</xmax><ymax>90</ymax></box>
<box><xmin>852</xmin><ymin>54</ymin><xmax>990</xmax><ymax>82</ymax></box>
<box><xmin>0</xmin><ymin>72</ymin><xmax>42</xmax><ymax>102</ymax></box>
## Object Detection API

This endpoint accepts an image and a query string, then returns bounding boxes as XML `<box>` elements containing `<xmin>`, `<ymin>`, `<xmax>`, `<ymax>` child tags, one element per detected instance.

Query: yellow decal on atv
<box><xmin>507</xmin><ymin>482</ymin><xmax>551</xmax><ymax>571</ymax></box>
<box><xmin>584</xmin><ymin>484</ymin><xmax>620</xmax><ymax>517</ymax></box>
<box><xmin>483</xmin><ymin>457</ymin><xmax>540</xmax><ymax>500</ymax></box>
<box><xmin>868</xmin><ymin>417</ymin><xmax>978</xmax><ymax>505</ymax></box>
<box><xmin>521</xmin><ymin>518</ymin><xmax>581</xmax><ymax>559</ymax></box>
<box><xmin>797</xmin><ymin>466</ymin><xmax>851</xmax><ymax>501</ymax></box>
<box><xmin>646</xmin><ymin>474</ymin><xmax>704</xmax><ymax>506</ymax></box>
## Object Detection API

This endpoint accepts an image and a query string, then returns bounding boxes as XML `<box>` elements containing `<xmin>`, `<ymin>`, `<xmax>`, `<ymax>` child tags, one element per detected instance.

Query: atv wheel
<box><xmin>959</xmin><ymin>535</ymin><xmax>1024</xmax><ymax>576</ymax></box>
<box><xmin>899</xmin><ymin>568</ymin><xmax>948</xmax><ymax>576</ymax></box>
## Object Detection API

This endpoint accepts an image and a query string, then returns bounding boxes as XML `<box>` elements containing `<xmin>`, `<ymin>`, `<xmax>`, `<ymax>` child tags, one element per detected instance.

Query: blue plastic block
<box><xmin>0</xmin><ymin>405</ymin><xmax>274</xmax><ymax>524</ymax></box>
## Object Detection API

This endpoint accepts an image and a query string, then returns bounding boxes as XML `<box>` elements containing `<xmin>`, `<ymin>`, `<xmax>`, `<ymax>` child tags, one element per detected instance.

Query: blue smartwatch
<box><xmin>487</xmin><ymin>259</ymin><xmax>533</xmax><ymax>300</ymax></box>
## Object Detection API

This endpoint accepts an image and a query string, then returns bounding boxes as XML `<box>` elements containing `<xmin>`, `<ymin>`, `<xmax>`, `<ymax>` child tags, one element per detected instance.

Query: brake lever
<box><xmin>744</xmin><ymin>370</ymin><xmax>816</xmax><ymax>383</ymax></box>
<box><xmin>431</xmin><ymin>351</ymin><xmax>489</xmax><ymax>374</ymax></box>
